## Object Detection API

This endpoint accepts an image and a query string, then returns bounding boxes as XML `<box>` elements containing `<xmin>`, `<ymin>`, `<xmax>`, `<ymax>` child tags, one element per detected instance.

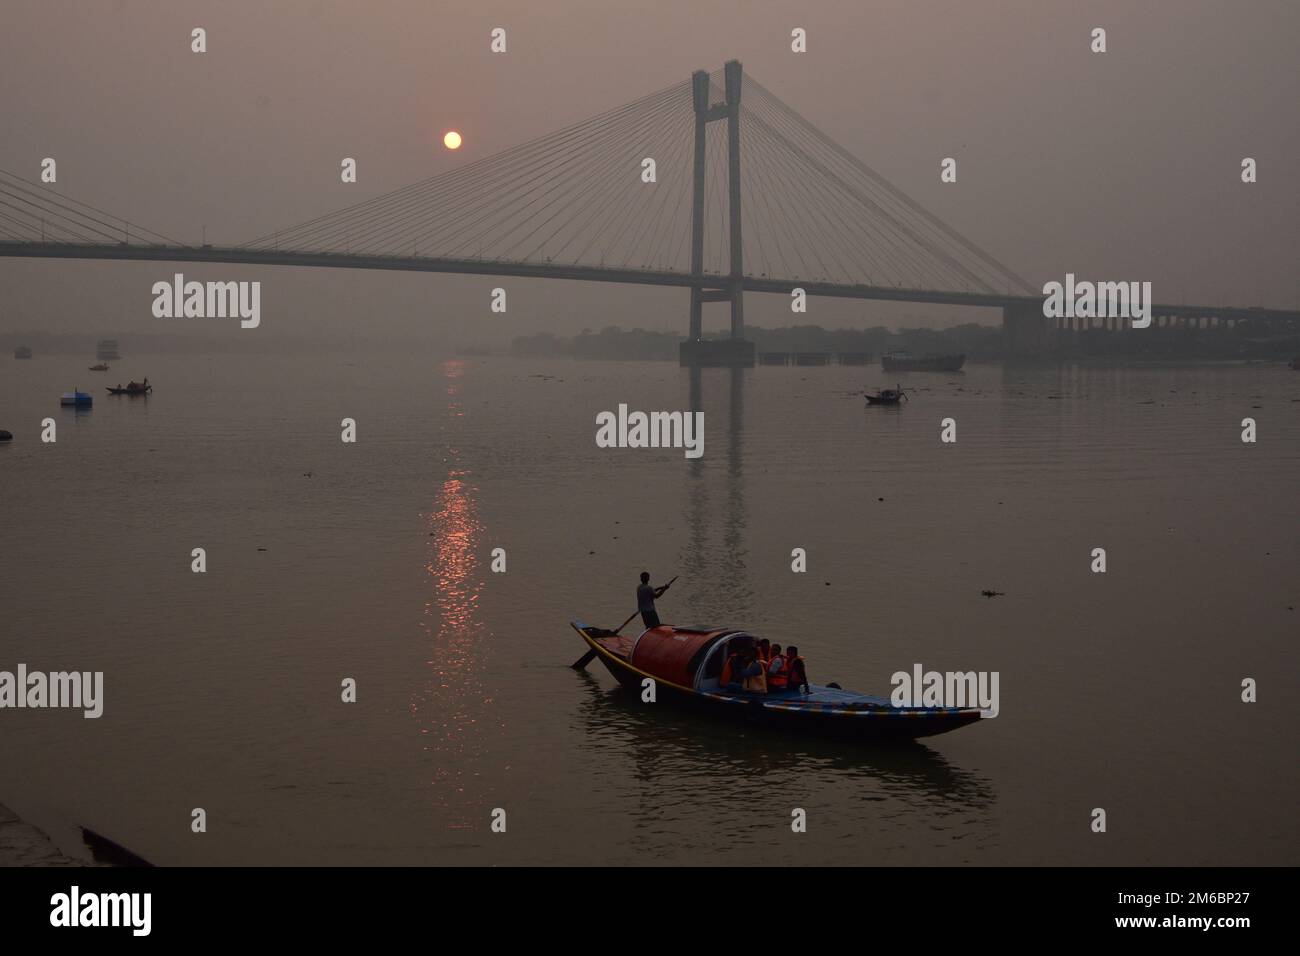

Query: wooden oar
<box><xmin>570</xmin><ymin>650</ymin><xmax>599</xmax><ymax>671</ymax></box>
<box><xmin>571</xmin><ymin>576</ymin><xmax>677</xmax><ymax>670</ymax></box>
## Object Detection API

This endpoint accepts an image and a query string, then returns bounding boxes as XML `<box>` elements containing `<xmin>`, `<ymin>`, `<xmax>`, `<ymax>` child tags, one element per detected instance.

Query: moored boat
<box><xmin>570</xmin><ymin>621</ymin><xmax>982</xmax><ymax>740</ymax></box>
<box><xmin>881</xmin><ymin>350</ymin><xmax>965</xmax><ymax>372</ymax></box>
<box><xmin>60</xmin><ymin>390</ymin><xmax>93</xmax><ymax>407</ymax></box>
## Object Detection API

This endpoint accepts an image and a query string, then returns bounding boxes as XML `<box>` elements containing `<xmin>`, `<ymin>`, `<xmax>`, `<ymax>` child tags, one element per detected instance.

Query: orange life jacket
<box><xmin>720</xmin><ymin>653</ymin><xmax>740</xmax><ymax>686</ymax></box>
<box><xmin>767</xmin><ymin>653</ymin><xmax>788</xmax><ymax>688</ymax></box>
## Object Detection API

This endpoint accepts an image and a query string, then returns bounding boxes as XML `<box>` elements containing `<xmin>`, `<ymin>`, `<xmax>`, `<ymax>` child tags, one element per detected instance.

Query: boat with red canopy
<box><xmin>570</xmin><ymin>621</ymin><xmax>982</xmax><ymax>740</ymax></box>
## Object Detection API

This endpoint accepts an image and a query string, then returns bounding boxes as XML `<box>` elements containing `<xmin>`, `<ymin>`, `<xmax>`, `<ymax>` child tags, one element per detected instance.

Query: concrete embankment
<box><xmin>0</xmin><ymin>802</ymin><xmax>96</xmax><ymax>867</ymax></box>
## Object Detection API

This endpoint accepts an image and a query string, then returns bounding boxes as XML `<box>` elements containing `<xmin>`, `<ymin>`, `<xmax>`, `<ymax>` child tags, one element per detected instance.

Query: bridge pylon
<box><xmin>680</xmin><ymin>60</ymin><xmax>755</xmax><ymax>367</ymax></box>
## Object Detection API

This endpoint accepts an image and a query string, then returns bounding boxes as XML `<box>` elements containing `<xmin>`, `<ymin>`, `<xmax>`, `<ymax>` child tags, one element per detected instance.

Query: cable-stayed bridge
<box><xmin>1</xmin><ymin>61</ymin><xmax>1294</xmax><ymax>363</ymax></box>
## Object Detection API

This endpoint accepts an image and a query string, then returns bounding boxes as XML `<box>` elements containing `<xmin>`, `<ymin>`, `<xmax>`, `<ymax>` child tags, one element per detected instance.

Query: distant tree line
<box><xmin>510</xmin><ymin>323</ymin><xmax>1004</xmax><ymax>360</ymax></box>
<box><xmin>509</xmin><ymin>320</ymin><xmax>1299</xmax><ymax>361</ymax></box>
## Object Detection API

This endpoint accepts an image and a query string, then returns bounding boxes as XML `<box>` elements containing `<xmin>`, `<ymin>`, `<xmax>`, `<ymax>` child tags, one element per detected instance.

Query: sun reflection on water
<box><xmin>413</xmin><ymin>359</ymin><xmax>495</xmax><ymax>828</ymax></box>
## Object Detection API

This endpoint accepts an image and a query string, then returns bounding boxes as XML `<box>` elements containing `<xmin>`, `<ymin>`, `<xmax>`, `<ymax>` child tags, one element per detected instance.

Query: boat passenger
<box><xmin>740</xmin><ymin>650</ymin><xmax>768</xmax><ymax>694</ymax></box>
<box><xmin>720</xmin><ymin>645</ymin><xmax>745</xmax><ymax>689</ymax></box>
<box><xmin>785</xmin><ymin>646</ymin><xmax>809</xmax><ymax>694</ymax></box>
<box><xmin>756</xmin><ymin>638</ymin><xmax>771</xmax><ymax>663</ymax></box>
<box><xmin>766</xmin><ymin>643</ymin><xmax>788</xmax><ymax>691</ymax></box>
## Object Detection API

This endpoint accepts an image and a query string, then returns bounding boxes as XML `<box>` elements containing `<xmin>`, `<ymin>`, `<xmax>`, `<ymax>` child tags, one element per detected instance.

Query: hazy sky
<box><xmin>1</xmin><ymin>0</ymin><xmax>1296</xmax><ymax>344</ymax></box>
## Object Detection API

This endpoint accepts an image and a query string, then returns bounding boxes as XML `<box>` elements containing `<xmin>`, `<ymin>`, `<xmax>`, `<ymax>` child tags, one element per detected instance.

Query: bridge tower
<box><xmin>680</xmin><ymin>60</ymin><xmax>756</xmax><ymax>367</ymax></box>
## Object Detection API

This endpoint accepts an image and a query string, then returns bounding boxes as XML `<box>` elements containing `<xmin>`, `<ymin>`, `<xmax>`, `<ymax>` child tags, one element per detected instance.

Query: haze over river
<box><xmin>1</xmin><ymin>351</ymin><xmax>1296</xmax><ymax>865</ymax></box>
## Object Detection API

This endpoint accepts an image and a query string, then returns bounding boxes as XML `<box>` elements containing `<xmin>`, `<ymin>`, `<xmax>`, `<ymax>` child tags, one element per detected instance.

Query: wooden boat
<box><xmin>88</xmin><ymin>363</ymin><xmax>110</xmax><ymax>371</ymax></box>
<box><xmin>80</xmin><ymin>827</ymin><xmax>153</xmax><ymax>868</ymax></box>
<box><xmin>571</xmin><ymin>622</ymin><xmax>982</xmax><ymax>740</ymax></box>
<box><xmin>882</xmin><ymin>351</ymin><xmax>965</xmax><ymax>372</ymax></box>
<box><xmin>60</xmin><ymin>390</ymin><xmax>93</xmax><ymax>407</ymax></box>
<box><xmin>865</xmin><ymin>386</ymin><xmax>907</xmax><ymax>405</ymax></box>
<box><xmin>106</xmin><ymin>384</ymin><xmax>151</xmax><ymax>395</ymax></box>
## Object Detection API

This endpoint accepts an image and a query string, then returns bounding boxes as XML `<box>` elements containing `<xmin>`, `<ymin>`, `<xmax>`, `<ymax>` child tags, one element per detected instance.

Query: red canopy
<box><xmin>630</xmin><ymin>626</ymin><xmax>728</xmax><ymax>688</ymax></box>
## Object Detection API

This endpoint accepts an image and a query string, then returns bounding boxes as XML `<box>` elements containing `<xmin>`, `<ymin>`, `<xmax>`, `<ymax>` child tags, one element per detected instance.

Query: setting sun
<box><xmin>443</xmin><ymin>130</ymin><xmax>462</xmax><ymax>150</ymax></box>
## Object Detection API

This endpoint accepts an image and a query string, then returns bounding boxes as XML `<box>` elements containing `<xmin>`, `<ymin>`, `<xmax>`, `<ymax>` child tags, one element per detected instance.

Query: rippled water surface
<box><xmin>1</xmin><ymin>353</ymin><xmax>1297</xmax><ymax>865</ymax></box>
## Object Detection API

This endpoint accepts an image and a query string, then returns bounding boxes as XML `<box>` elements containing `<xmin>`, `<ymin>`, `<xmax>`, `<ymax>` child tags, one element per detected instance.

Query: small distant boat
<box><xmin>96</xmin><ymin>339</ymin><xmax>121</xmax><ymax>360</ymax></box>
<box><xmin>865</xmin><ymin>385</ymin><xmax>907</xmax><ymax>406</ymax></box>
<box><xmin>106</xmin><ymin>382</ymin><xmax>151</xmax><ymax>396</ymax></box>
<box><xmin>0</xmin><ymin>430</ymin><xmax>13</xmax><ymax>442</ymax></box>
<box><xmin>60</xmin><ymin>390</ymin><xmax>93</xmax><ymax>407</ymax></box>
<box><xmin>882</xmin><ymin>351</ymin><xmax>965</xmax><ymax>372</ymax></box>
<box><xmin>88</xmin><ymin>363</ymin><xmax>110</xmax><ymax>371</ymax></box>
<box><xmin>13</xmin><ymin>346</ymin><xmax>32</xmax><ymax>359</ymax></box>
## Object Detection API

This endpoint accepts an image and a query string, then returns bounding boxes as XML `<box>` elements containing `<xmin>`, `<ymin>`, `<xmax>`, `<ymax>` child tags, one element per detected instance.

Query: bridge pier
<box><xmin>1003</xmin><ymin>300</ymin><xmax>1053</xmax><ymax>357</ymax></box>
<box><xmin>680</xmin><ymin>60</ymin><xmax>754</xmax><ymax>367</ymax></box>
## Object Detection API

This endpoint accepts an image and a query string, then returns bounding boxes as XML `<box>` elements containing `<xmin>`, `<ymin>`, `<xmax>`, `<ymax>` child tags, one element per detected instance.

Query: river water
<box><xmin>1</xmin><ymin>351</ymin><xmax>1296</xmax><ymax>865</ymax></box>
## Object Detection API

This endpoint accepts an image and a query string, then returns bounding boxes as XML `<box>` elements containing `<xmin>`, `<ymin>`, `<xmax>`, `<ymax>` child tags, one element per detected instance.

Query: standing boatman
<box><xmin>636</xmin><ymin>571</ymin><xmax>671</xmax><ymax>629</ymax></box>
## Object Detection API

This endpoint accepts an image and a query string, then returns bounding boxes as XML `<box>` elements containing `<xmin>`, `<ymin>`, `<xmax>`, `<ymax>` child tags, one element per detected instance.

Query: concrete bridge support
<box><xmin>681</xmin><ymin>60</ymin><xmax>754</xmax><ymax>367</ymax></box>
<box><xmin>1003</xmin><ymin>300</ymin><xmax>1053</xmax><ymax>357</ymax></box>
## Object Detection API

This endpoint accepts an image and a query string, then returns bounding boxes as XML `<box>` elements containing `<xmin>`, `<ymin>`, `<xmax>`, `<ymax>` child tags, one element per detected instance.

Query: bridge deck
<box><xmin>3</xmin><ymin>242</ymin><xmax>1295</xmax><ymax>321</ymax></box>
